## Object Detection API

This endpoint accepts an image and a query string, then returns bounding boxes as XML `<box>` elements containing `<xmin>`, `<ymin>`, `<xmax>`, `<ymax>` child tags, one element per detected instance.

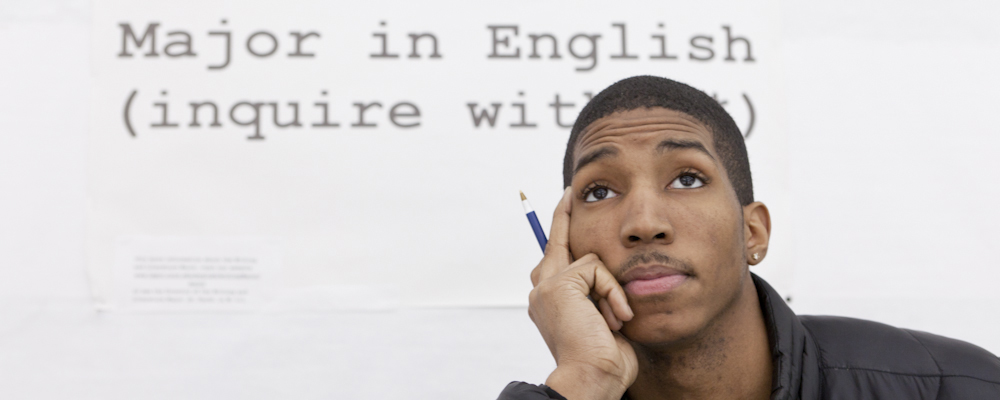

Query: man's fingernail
<box><xmin>624</xmin><ymin>301</ymin><xmax>634</xmax><ymax>319</ymax></box>
<box><xmin>618</xmin><ymin>292</ymin><xmax>633</xmax><ymax>318</ymax></box>
<box><xmin>564</xmin><ymin>187</ymin><xmax>573</xmax><ymax>212</ymax></box>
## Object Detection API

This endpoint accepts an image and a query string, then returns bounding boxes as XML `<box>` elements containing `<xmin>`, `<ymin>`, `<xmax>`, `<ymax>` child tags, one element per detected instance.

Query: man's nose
<box><xmin>619</xmin><ymin>187</ymin><xmax>675</xmax><ymax>247</ymax></box>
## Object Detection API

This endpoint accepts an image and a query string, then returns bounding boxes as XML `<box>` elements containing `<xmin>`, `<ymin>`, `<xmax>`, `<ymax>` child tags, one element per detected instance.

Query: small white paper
<box><xmin>114</xmin><ymin>236</ymin><xmax>280</xmax><ymax>311</ymax></box>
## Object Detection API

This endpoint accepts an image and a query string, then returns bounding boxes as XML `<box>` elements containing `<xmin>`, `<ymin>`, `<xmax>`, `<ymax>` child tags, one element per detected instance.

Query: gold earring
<box><xmin>752</xmin><ymin>253</ymin><xmax>760</xmax><ymax>261</ymax></box>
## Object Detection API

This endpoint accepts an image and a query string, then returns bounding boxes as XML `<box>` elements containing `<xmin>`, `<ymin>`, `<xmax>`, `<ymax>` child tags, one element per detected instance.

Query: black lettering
<box><xmin>230</xmin><ymin>102</ymin><xmax>265</xmax><ymax>139</ymax></box>
<box><xmin>208</xmin><ymin>20</ymin><xmax>231</xmax><ymax>70</ymax></box>
<box><xmin>650</xmin><ymin>23</ymin><xmax>678</xmax><ymax>60</ymax></box>
<box><xmin>288</xmin><ymin>31</ymin><xmax>320</xmax><ymax>57</ymax></box>
<box><xmin>548</xmin><ymin>94</ymin><xmax>575</xmax><ymax>128</ymax></box>
<box><xmin>389</xmin><ymin>102</ymin><xmax>421</xmax><ymax>127</ymax></box>
<box><xmin>270</xmin><ymin>102</ymin><xmax>302</xmax><ymax>127</ymax></box>
<box><xmin>151</xmin><ymin>90</ymin><xmax>178</xmax><ymax>127</ymax></box>
<box><xmin>408</xmin><ymin>33</ymin><xmax>442</xmax><ymax>58</ymax></box>
<box><xmin>371</xmin><ymin>21</ymin><xmax>399</xmax><ymax>58</ymax></box>
<box><xmin>351</xmin><ymin>102</ymin><xmax>382</xmax><ymax>127</ymax></box>
<box><xmin>487</xmin><ymin>25</ymin><xmax>520</xmax><ymax>58</ymax></box>
<box><xmin>568</xmin><ymin>34</ymin><xmax>600</xmax><ymax>72</ymax></box>
<box><xmin>466</xmin><ymin>103</ymin><xmax>502</xmax><ymax>127</ymax></box>
<box><xmin>528</xmin><ymin>33</ymin><xmax>560</xmax><ymax>59</ymax></box>
<box><xmin>164</xmin><ymin>31</ymin><xmax>196</xmax><ymax>57</ymax></box>
<box><xmin>118</xmin><ymin>22</ymin><xmax>159</xmax><ymax>57</ymax></box>
<box><xmin>189</xmin><ymin>102</ymin><xmax>222</xmax><ymax>127</ymax></box>
<box><xmin>610</xmin><ymin>23</ymin><xmax>638</xmax><ymax>59</ymax></box>
<box><xmin>689</xmin><ymin>35</ymin><xmax>714</xmax><ymax>61</ymax></box>
<box><xmin>510</xmin><ymin>91</ymin><xmax>537</xmax><ymax>128</ymax></box>
<box><xmin>247</xmin><ymin>31</ymin><xmax>278</xmax><ymax>57</ymax></box>
<box><xmin>312</xmin><ymin>91</ymin><xmax>340</xmax><ymax>128</ymax></box>
<box><xmin>723</xmin><ymin>25</ymin><xmax>754</xmax><ymax>62</ymax></box>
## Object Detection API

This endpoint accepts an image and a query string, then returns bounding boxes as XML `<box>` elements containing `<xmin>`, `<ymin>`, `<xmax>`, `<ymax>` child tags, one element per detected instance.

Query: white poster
<box><xmin>89</xmin><ymin>0</ymin><xmax>790</xmax><ymax>310</ymax></box>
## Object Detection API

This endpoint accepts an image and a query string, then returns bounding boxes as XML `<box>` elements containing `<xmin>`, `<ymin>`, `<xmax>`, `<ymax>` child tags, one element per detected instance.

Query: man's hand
<box><xmin>529</xmin><ymin>187</ymin><xmax>638</xmax><ymax>400</ymax></box>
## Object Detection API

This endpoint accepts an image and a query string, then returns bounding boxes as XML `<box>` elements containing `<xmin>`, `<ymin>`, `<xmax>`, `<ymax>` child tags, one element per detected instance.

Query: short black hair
<box><xmin>563</xmin><ymin>75</ymin><xmax>754</xmax><ymax>206</ymax></box>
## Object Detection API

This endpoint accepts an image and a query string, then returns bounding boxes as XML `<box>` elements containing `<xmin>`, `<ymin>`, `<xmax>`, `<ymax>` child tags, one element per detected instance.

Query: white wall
<box><xmin>783</xmin><ymin>0</ymin><xmax>1000</xmax><ymax>350</ymax></box>
<box><xmin>0</xmin><ymin>1</ymin><xmax>997</xmax><ymax>399</ymax></box>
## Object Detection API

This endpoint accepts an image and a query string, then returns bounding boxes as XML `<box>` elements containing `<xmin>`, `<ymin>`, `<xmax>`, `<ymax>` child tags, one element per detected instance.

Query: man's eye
<box><xmin>584</xmin><ymin>186</ymin><xmax>619</xmax><ymax>202</ymax></box>
<box><xmin>669</xmin><ymin>174</ymin><xmax>705</xmax><ymax>189</ymax></box>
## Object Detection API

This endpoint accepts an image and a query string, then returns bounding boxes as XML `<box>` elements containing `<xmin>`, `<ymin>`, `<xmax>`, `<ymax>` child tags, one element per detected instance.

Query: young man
<box><xmin>499</xmin><ymin>76</ymin><xmax>1000</xmax><ymax>400</ymax></box>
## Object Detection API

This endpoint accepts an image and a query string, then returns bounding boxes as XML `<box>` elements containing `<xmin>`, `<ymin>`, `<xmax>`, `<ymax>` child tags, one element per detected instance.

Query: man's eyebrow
<box><xmin>574</xmin><ymin>146</ymin><xmax>619</xmax><ymax>174</ymax></box>
<box><xmin>657</xmin><ymin>139</ymin><xmax>716</xmax><ymax>161</ymax></box>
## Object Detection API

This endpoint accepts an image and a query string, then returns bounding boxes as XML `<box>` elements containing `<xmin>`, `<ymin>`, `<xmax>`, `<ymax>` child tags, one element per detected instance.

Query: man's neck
<box><xmin>626</xmin><ymin>274</ymin><xmax>773</xmax><ymax>400</ymax></box>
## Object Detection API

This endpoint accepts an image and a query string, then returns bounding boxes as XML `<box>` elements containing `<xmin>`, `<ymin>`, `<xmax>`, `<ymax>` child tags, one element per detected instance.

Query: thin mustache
<box><xmin>616</xmin><ymin>251</ymin><xmax>694</xmax><ymax>280</ymax></box>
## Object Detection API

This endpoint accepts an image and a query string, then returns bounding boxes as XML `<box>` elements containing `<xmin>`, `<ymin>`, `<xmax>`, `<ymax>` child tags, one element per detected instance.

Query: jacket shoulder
<box><xmin>905</xmin><ymin>328</ymin><xmax>1000</xmax><ymax>375</ymax></box>
<box><xmin>800</xmin><ymin>315</ymin><xmax>1000</xmax><ymax>398</ymax></box>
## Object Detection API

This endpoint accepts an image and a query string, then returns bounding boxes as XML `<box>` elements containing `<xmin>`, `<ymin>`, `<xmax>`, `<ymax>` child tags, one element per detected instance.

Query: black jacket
<box><xmin>499</xmin><ymin>274</ymin><xmax>1000</xmax><ymax>399</ymax></box>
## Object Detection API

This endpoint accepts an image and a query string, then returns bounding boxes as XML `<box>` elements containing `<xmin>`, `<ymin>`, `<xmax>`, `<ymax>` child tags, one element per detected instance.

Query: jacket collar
<box><xmin>753</xmin><ymin>273</ymin><xmax>820</xmax><ymax>400</ymax></box>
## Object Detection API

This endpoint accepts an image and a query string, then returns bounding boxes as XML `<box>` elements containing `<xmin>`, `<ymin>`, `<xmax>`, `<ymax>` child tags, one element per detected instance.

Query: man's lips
<box><xmin>620</xmin><ymin>265</ymin><xmax>689</xmax><ymax>296</ymax></box>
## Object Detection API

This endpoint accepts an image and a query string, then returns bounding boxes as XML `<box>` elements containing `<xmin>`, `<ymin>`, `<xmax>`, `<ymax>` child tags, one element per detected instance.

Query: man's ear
<box><xmin>743</xmin><ymin>202</ymin><xmax>771</xmax><ymax>265</ymax></box>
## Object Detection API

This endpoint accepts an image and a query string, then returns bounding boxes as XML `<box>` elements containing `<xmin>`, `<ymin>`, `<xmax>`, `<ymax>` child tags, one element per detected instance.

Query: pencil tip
<box><xmin>519</xmin><ymin>191</ymin><xmax>526</xmax><ymax>201</ymax></box>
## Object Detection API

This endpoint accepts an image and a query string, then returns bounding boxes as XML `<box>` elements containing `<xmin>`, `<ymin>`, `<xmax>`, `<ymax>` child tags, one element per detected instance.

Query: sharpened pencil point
<box><xmin>520</xmin><ymin>191</ymin><xmax>527</xmax><ymax>201</ymax></box>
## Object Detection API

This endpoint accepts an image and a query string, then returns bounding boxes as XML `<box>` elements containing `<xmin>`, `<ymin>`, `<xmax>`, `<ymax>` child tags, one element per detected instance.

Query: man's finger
<box><xmin>598</xmin><ymin>297</ymin><xmax>622</xmax><ymax>331</ymax></box>
<box><xmin>536</xmin><ymin>187</ymin><xmax>575</xmax><ymax>282</ymax></box>
<box><xmin>544</xmin><ymin>253</ymin><xmax>598</xmax><ymax>283</ymax></box>
<box><xmin>565</xmin><ymin>260</ymin><xmax>634</xmax><ymax>322</ymax></box>
<box><xmin>592</xmin><ymin>263</ymin><xmax>634</xmax><ymax>322</ymax></box>
<box><xmin>542</xmin><ymin>187</ymin><xmax>573</xmax><ymax>265</ymax></box>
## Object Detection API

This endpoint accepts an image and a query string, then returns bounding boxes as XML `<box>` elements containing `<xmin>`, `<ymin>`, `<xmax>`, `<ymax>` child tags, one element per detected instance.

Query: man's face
<box><xmin>568</xmin><ymin>107</ymin><xmax>749</xmax><ymax>345</ymax></box>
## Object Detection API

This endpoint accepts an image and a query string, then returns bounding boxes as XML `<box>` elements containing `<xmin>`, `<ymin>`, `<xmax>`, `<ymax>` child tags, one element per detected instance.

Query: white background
<box><xmin>1</xmin><ymin>0</ymin><xmax>999</xmax><ymax>399</ymax></box>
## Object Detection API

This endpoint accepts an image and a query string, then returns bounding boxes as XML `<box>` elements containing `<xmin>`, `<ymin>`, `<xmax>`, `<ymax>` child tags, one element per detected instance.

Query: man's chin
<box><xmin>620</xmin><ymin>308</ymin><xmax>706</xmax><ymax>346</ymax></box>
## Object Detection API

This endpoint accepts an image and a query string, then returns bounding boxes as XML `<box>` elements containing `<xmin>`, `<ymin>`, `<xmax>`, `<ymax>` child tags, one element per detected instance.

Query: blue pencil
<box><xmin>520</xmin><ymin>191</ymin><xmax>548</xmax><ymax>253</ymax></box>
